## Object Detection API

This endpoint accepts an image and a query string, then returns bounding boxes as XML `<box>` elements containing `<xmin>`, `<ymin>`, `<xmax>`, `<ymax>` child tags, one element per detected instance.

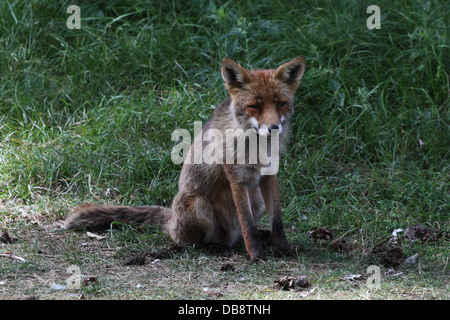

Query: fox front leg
<box><xmin>233</xmin><ymin>184</ymin><xmax>264</xmax><ymax>261</ymax></box>
<box><xmin>259</xmin><ymin>175</ymin><xmax>291</xmax><ymax>257</ymax></box>
<box><xmin>225</xmin><ymin>169</ymin><xmax>264</xmax><ymax>262</ymax></box>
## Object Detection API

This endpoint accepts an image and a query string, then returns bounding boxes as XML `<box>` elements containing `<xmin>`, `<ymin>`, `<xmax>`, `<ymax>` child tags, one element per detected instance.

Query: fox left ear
<box><xmin>273</xmin><ymin>56</ymin><xmax>306</xmax><ymax>91</ymax></box>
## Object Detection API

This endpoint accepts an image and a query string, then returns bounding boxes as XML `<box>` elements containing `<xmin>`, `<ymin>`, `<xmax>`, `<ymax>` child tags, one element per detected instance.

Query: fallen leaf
<box><xmin>203</xmin><ymin>288</ymin><xmax>223</xmax><ymax>297</ymax></box>
<box><xmin>405</xmin><ymin>253</ymin><xmax>419</xmax><ymax>265</ymax></box>
<box><xmin>405</xmin><ymin>224</ymin><xmax>432</xmax><ymax>241</ymax></box>
<box><xmin>274</xmin><ymin>275</ymin><xmax>310</xmax><ymax>291</ymax></box>
<box><xmin>342</xmin><ymin>274</ymin><xmax>363</xmax><ymax>281</ymax></box>
<box><xmin>404</xmin><ymin>224</ymin><xmax>449</xmax><ymax>243</ymax></box>
<box><xmin>0</xmin><ymin>252</ymin><xmax>27</xmax><ymax>263</ymax></box>
<box><xmin>390</xmin><ymin>228</ymin><xmax>404</xmax><ymax>245</ymax></box>
<box><xmin>220</xmin><ymin>263</ymin><xmax>235</xmax><ymax>272</ymax></box>
<box><xmin>371</xmin><ymin>238</ymin><xmax>404</xmax><ymax>267</ymax></box>
<box><xmin>384</xmin><ymin>269</ymin><xmax>404</xmax><ymax>278</ymax></box>
<box><xmin>308</xmin><ymin>227</ymin><xmax>333</xmax><ymax>241</ymax></box>
<box><xmin>331</xmin><ymin>238</ymin><xmax>352</xmax><ymax>252</ymax></box>
<box><xmin>86</xmin><ymin>231</ymin><xmax>106</xmax><ymax>240</ymax></box>
<box><xmin>0</xmin><ymin>230</ymin><xmax>16</xmax><ymax>244</ymax></box>
<box><xmin>50</xmin><ymin>283</ymin><xmax>67</xmax><ymax>291</ymax></box>
<box><xmin>378</xmin><ymin>247</ymin><xmax>403</xmax><ymax>267</ymax></box>
<box><xmin>418</xmin><ymin>139</ymin><xmax>426</xmax><ymax>148</ymax></box>
<box><xmin>123</xmin><ymin>253</ymin><xmax>146</xmax><ymax>266</ymax></box>
<box><xmin>148</xmin><ymin>243</ymin><xmax>182</xmax><ymax>259</ymax></box>
<box><xmin>391</xmin><ymin>228</ymin><xmax>403</xmax><ymax>238</ymax></box>
<box><xmin>83</xmin><ymin>276</ymin><xmax>98</xmax><ymax>285</ymax></box>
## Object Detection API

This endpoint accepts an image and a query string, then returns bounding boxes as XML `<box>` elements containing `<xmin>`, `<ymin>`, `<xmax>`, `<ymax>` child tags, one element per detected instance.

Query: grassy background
<box><xmin>0</xmin><ymin>0</ymin><xmax>448</xmax><ymax>299</ymax></box>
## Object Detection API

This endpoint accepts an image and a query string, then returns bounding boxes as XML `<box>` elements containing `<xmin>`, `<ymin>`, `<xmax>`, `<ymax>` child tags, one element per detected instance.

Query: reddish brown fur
<box><xmin>64</xmin><ymin>56</ymin><xmax>306</xmax><ymax>262</ymax></box>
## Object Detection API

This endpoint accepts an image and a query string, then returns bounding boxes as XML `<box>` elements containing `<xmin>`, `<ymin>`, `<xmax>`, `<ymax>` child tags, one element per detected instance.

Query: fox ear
<box><xmin>273</xmin><ymin>56</ymin><xmax>306</xmax><ymax>91</ymax></box>
<box><xmin>221</xmin><ymin>58</ymin><xmax>252</xmax><ymax>94</ymax></box>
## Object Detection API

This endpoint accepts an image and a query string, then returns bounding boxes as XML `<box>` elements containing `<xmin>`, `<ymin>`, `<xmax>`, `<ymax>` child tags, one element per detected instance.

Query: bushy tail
<box><xmin>64</xmin><ymin>203</ymin><xmax>172</xmax><ymax>232</ymax></box>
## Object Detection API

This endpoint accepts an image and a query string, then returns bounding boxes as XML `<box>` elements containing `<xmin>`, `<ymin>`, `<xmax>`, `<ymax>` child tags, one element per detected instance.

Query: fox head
<box><xmin>221</xmin><ymin>56</ymin><xmax>306</xmax><ymax>136</ymax></box>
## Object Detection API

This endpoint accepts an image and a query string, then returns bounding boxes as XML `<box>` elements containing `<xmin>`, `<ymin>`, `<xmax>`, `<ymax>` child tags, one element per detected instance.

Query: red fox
<box><xmin>64</xmin><ymin>56</ymin><xmax>306</xmax><ymax>262</ymax></box>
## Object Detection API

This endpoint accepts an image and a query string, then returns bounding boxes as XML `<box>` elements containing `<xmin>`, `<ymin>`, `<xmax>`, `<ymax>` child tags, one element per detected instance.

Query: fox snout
<box><xmin>253</xmin><ymin>122</ymin><xmax>282</xmax><ymax>136</ymax></box>
<box><xmin>249</xmin><ymin>117</ymin><xmax>284</xmax><ymax>136</ymax></box>
<box><xmin>268</xmin><ymin>124</ymin><xmax>279</xmax><ymax>133</ymax></box>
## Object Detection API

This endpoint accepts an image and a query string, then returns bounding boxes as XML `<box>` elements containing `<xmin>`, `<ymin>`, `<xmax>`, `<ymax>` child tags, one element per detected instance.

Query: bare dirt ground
<box><xmin>1</xmin><ymin>200</ymin><xmax>448</xmax><ymax>300</ymax></box>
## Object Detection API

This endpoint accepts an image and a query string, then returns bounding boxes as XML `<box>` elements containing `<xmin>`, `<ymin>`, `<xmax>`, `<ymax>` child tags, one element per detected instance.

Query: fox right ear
<box><xmin>221</xmin><ymin>58</ymin><xmax>252</xmax><ymax>95</ymax></box>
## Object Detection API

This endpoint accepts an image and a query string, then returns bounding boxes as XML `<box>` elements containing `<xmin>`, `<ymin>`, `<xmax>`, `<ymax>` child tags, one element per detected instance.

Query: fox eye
<box><xmin>276</xmin><ymin>101</ymin><xmax>287</xmax><ymax>109</ymax></box>
<box><xmin>247</xmin><ymin>104</ymin><xmax>261</xmax><ymax>110</ymax></box>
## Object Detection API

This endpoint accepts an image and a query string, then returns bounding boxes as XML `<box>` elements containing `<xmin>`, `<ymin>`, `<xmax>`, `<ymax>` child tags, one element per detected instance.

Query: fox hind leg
<box><xmin>168</xmin><ymin>194</ymin><xmax>217</xmax><ymax>246</ymax></box>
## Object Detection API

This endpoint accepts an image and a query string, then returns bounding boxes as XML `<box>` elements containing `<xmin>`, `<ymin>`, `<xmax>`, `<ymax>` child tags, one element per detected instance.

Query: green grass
<box><xmin>0</xmin><ymin>0</ymin><xmax>448</xmax><ymax>300</ymax></box>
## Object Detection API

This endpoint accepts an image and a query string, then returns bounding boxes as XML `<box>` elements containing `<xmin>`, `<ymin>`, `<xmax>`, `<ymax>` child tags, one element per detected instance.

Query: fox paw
<box><xmin>273</xmin><ymin>244</ymin><xmax>293</xmax><ymax>258</ymax></box>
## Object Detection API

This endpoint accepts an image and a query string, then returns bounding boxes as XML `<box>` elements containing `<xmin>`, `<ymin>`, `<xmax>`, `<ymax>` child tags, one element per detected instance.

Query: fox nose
<box><xmin>268</xmin><ymin>125</ymin><xmax>279</xmax><ymax>133</ymax></box>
